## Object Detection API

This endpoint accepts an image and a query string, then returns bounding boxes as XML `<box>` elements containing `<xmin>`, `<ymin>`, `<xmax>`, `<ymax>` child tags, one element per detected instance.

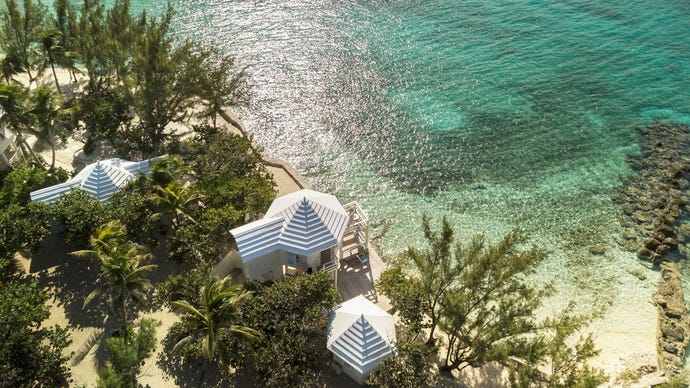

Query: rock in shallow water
<box><xmin>589</xmin><ymin>245</ymin><xmax>605</xmax><ymax>255</ymax></box>
<box><xmin>662</xmin><ymin>237</ymin><xmax>678</xmax><ymax>248</ymax></box>
<box><xmin>629</xmin><ymin>268</ymin><xmax>647</xmax><ymax>281</ymax></box>
<box><xmin>645</xmin><ymin>238</ymin><xmax>661</xmax><ymax>251</ymax></box>
<box><xmin>637</xmin><ymin>247</ymin><xmax>653</xmax><ymax>260</ymax></box>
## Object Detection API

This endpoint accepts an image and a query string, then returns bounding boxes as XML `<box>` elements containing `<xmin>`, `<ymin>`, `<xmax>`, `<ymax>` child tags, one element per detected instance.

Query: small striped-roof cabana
<box><xmin>230</xmin><ymin>189</ymin><xmax>350</xmax><ymax>262</ymax></box>
<box><xmin>30</xmin><ymin>155</ymin><xmax>166</xmax><ymax>203</ymax></box>
<box><xmin>327</xmin><ymin>295</ymin><xmax>396</xmax><ymax>375</ymax></box>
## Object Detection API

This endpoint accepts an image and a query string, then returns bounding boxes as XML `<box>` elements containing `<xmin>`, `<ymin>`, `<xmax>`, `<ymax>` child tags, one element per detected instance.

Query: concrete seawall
<box><xmin>219</xmin><ymin>108</ymin><xmax>311</xmax><ymax>196</ymax></box>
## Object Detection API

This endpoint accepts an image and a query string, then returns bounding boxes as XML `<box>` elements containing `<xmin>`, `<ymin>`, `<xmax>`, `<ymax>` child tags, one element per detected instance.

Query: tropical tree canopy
<box><xmin>172</xmin><ymin>276</ymin><xmax>258</xmax><ymax>362</ymax></box>
<box><xmin>171</xmin><ymin>275</ymin><xmax>259</xmax><ymax>383</ymax></box>
<box><xmin>236</xmin><ymin>271</ymin><xmax>340</xmax><ymax>387</ymax></box>
<box><xmin>379</xmin><ymin>216</ymin><xmax>607</xmax><ymax>385</ymax></box>
<box><xmin>0</xmin><ymin>280</ymin><xmax>72</xmax><ymax>386</ymax></box>
<box><xmin>73</xmin><ymin>220</ymin><xmax>157</xmax><ymax>326</ymax></box>
<box><xmin>97</xmin><ymin>318</ymin><xmax>160</xmax><ymax>388</ymax></box>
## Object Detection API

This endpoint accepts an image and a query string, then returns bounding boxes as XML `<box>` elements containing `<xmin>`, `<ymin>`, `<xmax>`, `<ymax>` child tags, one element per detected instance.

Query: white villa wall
<box><xmin>306</xmin><ymin>251</ymin><xmax>321</xmax><ymax>269</ymax></box>
<box><xmin>215</xmin><ymin>250</ymin><xmax>243</xmax><ymax>279</ymax></box>
<box><xmin>0</xmin><ymin>137</ymin><xmax>14</xmax><ymax>169</ymax></box>
<box><xmin>333</xmin><ymin>353</ymin><xmax>367</xmax><ymax>385</ymax></box>
<box><xmin>244</xmin><ymin>250</ymin><xmax>285</xmax><ymax>282</ymax></box>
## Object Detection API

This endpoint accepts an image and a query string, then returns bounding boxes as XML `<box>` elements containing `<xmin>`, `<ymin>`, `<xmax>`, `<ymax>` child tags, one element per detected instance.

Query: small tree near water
<box><xmin>379</xmin><ymin>216</ymin><xmax>607</xmax><ymax>386</ymax></box>
<box><xmin>437</xmin><ymin>229</ymin><xmax>550</xmax><ymax>372</ymax></box>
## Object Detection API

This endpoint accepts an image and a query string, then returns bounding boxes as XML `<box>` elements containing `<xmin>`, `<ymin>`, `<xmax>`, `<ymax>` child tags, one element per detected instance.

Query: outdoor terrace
<box><xmin>336</xmin><ymin>244</ymin><xmax>391</xmax><ymax>312</ymax></box>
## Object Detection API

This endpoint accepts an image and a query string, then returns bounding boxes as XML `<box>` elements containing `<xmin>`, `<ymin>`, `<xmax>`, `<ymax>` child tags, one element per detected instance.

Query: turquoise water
<box><xmin>117</xmin><ymin>0</ymin><xmax>690</xmax><ymax>364</ymax></box>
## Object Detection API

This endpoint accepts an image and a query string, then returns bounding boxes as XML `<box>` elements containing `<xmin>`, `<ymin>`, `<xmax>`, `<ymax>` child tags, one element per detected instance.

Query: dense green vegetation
<box><xmin>73</xmin><ymin>220</ymin><xmax>156</xmax><ymax>328</ymax></box>
<box><xmin>161</xmin><ymin>271</ymin><xmax>339</xmax><ymax>387</ymax></box>
<box><xmin>366</xmin><ymin>339</ymin><xmax>439</xmax><ymax>387</ymax></box>
<box><xmin>0</xmin><ymin>0</ymin><xmax>269</xmax><ymax>386</ymax></box>
<box><xmin>237</xmin><ymin>271</ymin><xmax>340</xmax><ymax>387</ymax></box>
<box><xmin>97</xmin><ymin>318</ymin><xmax>159</xmax><ymax>388</ymax></box>
<box><xmin>0</xmin><ymin>280</ymin><xmax>72</xmax><ymax>387</ymax></box>
<box><xmin>0</xmin><ymin>0</ymin><xmax>250</xmax><ymax>162</ymax></box>
<box><xmin>170</xmin><ymin>275</ymin><xmax>259</xmax><ymax>384</ymax></box>
<box><xmin>0</xmin><ymin>165</ymin><xmax>64</xmax><ymax>276</ymax></box>
<box><xmin>0</xmin><ymin>0</ymin><xmax>612</xmax><ymax>387</ymax></box>
<box><xmin>377</xmin><ymin>216</ymin><xmax>608</xmax><ymax>387</ymax></box>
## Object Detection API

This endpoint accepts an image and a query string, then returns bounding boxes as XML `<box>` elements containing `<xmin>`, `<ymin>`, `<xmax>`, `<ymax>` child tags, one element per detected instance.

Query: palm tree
<box><xmin>39</xmin><ymin>28</ymin><xmax>64</xmax><ymax>93</ymax></box>
<box><xmin>52</xmin><ymin>0</ymin><xmax>81</xmax><ymax>84</ymax></box>
<box><xmin>0</xmin><ymin>49</ymin><xmax>24</xmax><ymax>82</ymax></box>
<box><xmin>172</xmin><ymin>276</ymin><xmax>259</xmax><ymax>382</ymax></box>
<box><xmin>149</xmin><ymin>180</ymin><xmax>203</xmax><ymax>229</ymax></box>
<box><xmin>0</xmin><ymin>0</ymin><xmax>47</xmax><ymax>85</ymax></box>
<box><xmin>0</xmin><ymin>81</ymin><xmax>43</xmax><ymax>166</ymax></box>
<box><xmin>73</xmin><ymin>220</ymin><xmax>157</xmax><ymax>327</ymax></box>
<box><xmin>148</xmin><ymin>155</ymin><xmax>191</xmax><ymax>188</ymax></box>
<box><xmin>28</xmin><ymin>85</ymin><xmax>73</xmax><ymax>170</ymax></box>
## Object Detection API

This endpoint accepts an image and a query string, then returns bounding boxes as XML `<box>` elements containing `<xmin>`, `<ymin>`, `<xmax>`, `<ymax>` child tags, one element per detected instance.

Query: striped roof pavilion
<box><xmin>230</xmin><ymin>189</ymin><xmax>350</xmax><ymax>262</ymax></box>
<box><xmin>327</xmin><ymin>295</ymin><xmax>396</xmax><ymax>374</ymax></box>
<box><xmin>30</xmin><ymin>155</ymin><xmax>166</xmax><ymax>203</ymax></box>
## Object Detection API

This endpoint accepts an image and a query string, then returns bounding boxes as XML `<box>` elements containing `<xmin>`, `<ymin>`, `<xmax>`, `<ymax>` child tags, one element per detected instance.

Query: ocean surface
<box><xmin>107</xmin><ymin>0</ymin><xmax>690</xmax><ymax>368</ymax></box>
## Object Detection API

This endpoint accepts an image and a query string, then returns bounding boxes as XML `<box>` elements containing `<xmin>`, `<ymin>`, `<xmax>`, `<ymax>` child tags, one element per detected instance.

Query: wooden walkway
<box><xmin>336</xmin><ymin>248</ymin><xmax>392</xmax><ymax>312</ymax></box>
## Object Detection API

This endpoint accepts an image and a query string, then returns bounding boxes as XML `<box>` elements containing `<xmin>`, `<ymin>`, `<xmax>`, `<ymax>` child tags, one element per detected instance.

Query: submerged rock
<box><xmin>629</xmin><ymin>268</ymin><xmax>647</xmax><ymax>281</ymax></box>
<box><xmin>633</xmin><ymin>211</ymin><xmax>650</xmax><ymax>223</ymax></box>
<box><xmin>662</xmin><ymin>237</ymin><xmax>679</xmax><ymax>248</ymax></box>
<box><xmin>589</xmin><ymin>245</ymin><xmax>605</xmax><ymax>255</ymax></box>
<box><xmin>645</xmin><ymin>238</ymin><xmax>661</xmax><ymax>251</ymax></box>
<box><xmin>637</xmin><ymin>247</ymin><xmax>653</xmax><ymax>260</ymax></box>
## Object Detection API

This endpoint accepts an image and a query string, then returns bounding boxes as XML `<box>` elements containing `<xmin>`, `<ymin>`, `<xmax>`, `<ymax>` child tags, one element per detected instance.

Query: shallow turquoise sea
<box><xmin>103</xmin><ymin>0</ymin><xmax>690</xmax><ymax>365</ymax></box>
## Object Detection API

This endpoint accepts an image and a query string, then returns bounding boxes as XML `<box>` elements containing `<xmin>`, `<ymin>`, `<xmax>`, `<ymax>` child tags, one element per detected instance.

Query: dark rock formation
<box><xmin>615</xmin><ymin>123</ymin><xmax>690</xmax><ymax>264</ymax></box>
<box><xmin>654</xmin><ymin>262</ymin><xmax>690</xmax><ymax>376</ymax></box>
<box><xmin>616</xmin><ymin>123</ymin><xmax>690</xmax><ymax>376</ymax></box>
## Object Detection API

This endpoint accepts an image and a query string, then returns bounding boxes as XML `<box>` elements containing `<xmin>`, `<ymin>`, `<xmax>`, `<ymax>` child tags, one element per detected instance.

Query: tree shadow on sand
<box><xmin>69</xmin><ymin>315</ymin><xmax>123</xmax><ymax>373</ymax></box>
<box><xmin>30</xmin><ymin>233</ymin><xmax>109</xmax><ymax>328</ymax></box>
<box><xmin>156</xmin><ymin>331</ymin><xmax>236</xmax><ymax>388</ymax></box>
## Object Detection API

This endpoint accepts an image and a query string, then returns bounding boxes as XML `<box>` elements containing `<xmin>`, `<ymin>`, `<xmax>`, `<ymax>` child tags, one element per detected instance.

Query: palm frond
<box><xmin>172</xmin><ymin>300</ymin><xmax>208</xmax><ymax>322</ymax></box>
<box><xmin>228</xmin><ymin>324</ymin><xmax>262</xmax><ymax>340</ymax></box>
<box><xmin>172</xmin><ymin>335</ymin><xmax>195</xmax><ymax>354</ymax></box>
<box><xmin>83</xmin><ymin>288</ymin><xmax>101</xmax><ymax>309</ymax></box>
<box><xmin>71</xmin><ymin>249</ymin><xmax>98</xmax><ymax>260</ymax></box>
<box><xmin>70</xmin><ymin>328</ymin><xmax>105</xmax><ymax>366</ymax></box>
<box><xmin>130</xmin><ymin>264</ymin><xmax>157</xmax><ymax>277</ymax></box>
<box><xmin>130</xmin><ymin>290</ymin><xmax>149</xmax><ymax>308</ymax></box>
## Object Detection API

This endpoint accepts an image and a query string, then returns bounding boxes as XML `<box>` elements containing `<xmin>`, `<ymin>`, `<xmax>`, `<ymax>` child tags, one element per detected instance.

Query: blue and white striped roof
<box><xmin>230</xmin><ymin>217</ymin><xmax>284</xmax><ymax>262</ymax></box>
<box><xmin>30</xmin><ymin>155</ymin><xmax>166</xmax><ymax>203</ymax></box>
<box><xmin>230</xmin><ymin>189</ymin><xmax>350</xmax><ymax>262</ymax></box>
<box><xmin>327</xmin><ymin>295</ymin><xmax>396</xmax><ymax>374</ymax></box>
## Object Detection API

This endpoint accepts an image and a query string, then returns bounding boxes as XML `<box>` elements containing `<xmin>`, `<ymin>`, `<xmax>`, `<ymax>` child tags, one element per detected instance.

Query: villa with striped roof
<box><xmin>30</xmin><ymin>155</ymin><xmax>166</xmax><ymax>203</ymax></box>
<box><xmin>220</xmin><ymin>189</ymin><xmax>369</xmax><ymax>285</ymax></box>
<box><xmin>327</xmin><ymin>294</ymin><xmax>396</xmax><ymax>384</ymax></box>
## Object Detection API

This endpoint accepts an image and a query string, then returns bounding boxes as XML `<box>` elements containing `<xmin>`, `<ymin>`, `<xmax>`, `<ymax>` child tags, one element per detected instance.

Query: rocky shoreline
<box><xmin>616</xmin><ymin>122</ymin><xmax>690</xmax><ymax>376</ymax></box>
<box><xmin>654</xmin><ymin>262</ymin><xmax>689</xmax><ymax>375</ymax></box>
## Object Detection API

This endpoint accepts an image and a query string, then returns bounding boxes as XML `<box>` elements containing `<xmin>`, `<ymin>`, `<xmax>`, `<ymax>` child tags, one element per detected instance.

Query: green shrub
<box><xmin>50</xmin><ymin>189</ymin><xmax>109</xmax><ymax>248</ymax></box>
<box><xmin>0</xmin><ymin>165</ymin><xmax>68</xmax><ymax>206</ymax></box>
